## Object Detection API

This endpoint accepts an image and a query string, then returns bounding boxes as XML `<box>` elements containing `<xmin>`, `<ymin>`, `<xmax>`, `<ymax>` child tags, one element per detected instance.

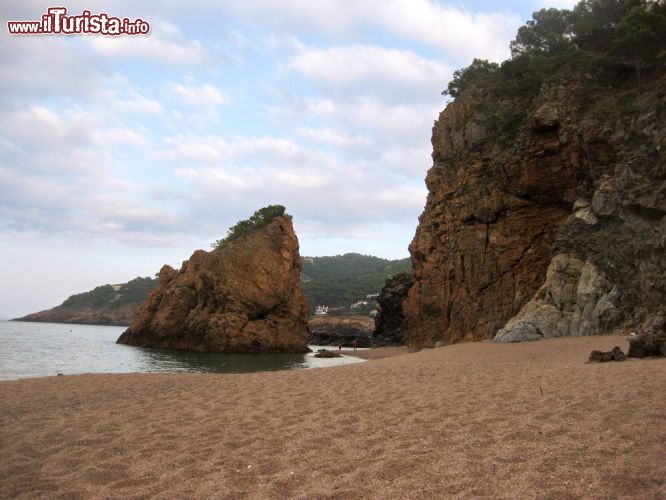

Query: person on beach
<box><xmin>352</xmin><ymin>339</ymin><xmax>357</xmax><ymax>351</ymax></box>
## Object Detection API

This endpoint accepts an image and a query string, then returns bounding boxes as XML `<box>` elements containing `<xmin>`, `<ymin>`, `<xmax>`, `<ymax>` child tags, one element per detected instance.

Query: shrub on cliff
<box><xmin>213</xmin><ymin>205</ymin><xmax>288</xmax><ymax>248</ymax></box>
<box><xmin>443</xmin><ymin>0</ymin><xmax>666</xmax><ymax>102</ymax></box>
<box><xmin>441</xmin><ymin>59</ymin><xmax>499</xmax><ymax>98</ymax></box>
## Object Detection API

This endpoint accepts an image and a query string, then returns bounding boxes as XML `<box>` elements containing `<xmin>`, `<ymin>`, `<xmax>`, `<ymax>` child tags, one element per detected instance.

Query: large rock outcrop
<box><xmin>117</xmin><ymin>216</ymin><xmax>309</xmax><ymax>352</ymax></box>
<box><xmin>372</xmin><ymin>272</ymin><xmax>412</xmax><ymax>346</ymax></box>
<box><xmin>405</xmin><ymin>71</ymin><xmax>666</xmax><ymax>348</ymax></box>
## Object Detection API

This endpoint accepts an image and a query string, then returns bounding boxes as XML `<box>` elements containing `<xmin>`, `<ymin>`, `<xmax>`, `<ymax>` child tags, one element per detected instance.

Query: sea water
<box><xmin>0</xmin><ymin>320</ymin><xmax>364</xmax><ymax>381</ymax></box>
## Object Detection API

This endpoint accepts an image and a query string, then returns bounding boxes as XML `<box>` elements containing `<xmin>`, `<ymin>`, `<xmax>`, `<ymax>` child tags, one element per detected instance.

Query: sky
<box><xmin>0</xmin><ymin>0</ymin><xmax>578</xmax><ymax>318</ymax></box>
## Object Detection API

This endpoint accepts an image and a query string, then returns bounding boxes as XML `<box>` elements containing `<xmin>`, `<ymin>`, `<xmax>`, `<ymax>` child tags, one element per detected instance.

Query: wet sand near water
<box><xmin>1</xmin><ymin>335</ymin><xmax>664</xmax><ymax>498</ymax></box>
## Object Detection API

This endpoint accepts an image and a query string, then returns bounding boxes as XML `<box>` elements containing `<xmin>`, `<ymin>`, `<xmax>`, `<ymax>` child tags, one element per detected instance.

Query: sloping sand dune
<box><xmin>1</xmin><ymin>335</ymin><xmax>664</xmax><ymax>498</ymax></box>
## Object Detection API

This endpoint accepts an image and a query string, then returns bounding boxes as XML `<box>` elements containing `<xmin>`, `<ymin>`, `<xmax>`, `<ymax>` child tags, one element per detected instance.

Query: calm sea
<box><xmin>0</xmin><ymin>320</ymin><xmax>363</xmax><ymax>381</ymax></box>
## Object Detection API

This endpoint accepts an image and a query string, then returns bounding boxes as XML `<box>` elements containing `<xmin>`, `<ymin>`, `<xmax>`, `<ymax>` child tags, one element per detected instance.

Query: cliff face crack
<box><xmin>483</xmin><ymin>222</ymin><xmax>490</xmax><ymax>264</ymax></box>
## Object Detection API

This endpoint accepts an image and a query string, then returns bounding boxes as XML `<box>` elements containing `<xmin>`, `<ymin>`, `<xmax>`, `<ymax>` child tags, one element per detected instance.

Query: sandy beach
<box><xmin>1</xmin><ymin>335</ymin><xmax>664</xmax><ymax>498</ymax></box>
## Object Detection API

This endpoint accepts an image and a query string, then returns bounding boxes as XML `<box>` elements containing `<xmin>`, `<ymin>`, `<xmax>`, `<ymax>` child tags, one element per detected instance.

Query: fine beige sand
<box><xmin>1</xmin><ymin>335</ymin><xmax>664</xmax><ymax>498</ymax></box>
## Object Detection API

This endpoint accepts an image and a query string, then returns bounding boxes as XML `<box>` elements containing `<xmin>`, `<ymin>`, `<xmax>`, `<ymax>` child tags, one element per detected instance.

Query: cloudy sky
<box><xmin>0</xmin><ymin>0</ymin><xmax>577</xmax><ymax>318</ymax></box>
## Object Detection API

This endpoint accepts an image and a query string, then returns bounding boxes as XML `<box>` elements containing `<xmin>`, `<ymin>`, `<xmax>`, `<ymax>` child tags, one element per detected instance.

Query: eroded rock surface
<box><xmin>117</xmin><ymin>216</ymin><xmax>309</xmax><ymax>352</ymax></box>
<box><xmin>405</xmin><ymin>73</ymin><xmax>666</xmax><ymax>348</ymax></box>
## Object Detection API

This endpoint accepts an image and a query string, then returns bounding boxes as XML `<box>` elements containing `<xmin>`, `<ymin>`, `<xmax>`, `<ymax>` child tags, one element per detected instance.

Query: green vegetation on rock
<box><xmin>213</xmin><ymin>205</ymin><xmax>288</xmax><ymax>248</ymax></box>
<box><xmin>436</xmin><ymin>0</ymin><xmax>666</xmax><ymax>154</ymax></box>
<box><xmin>442</xmin><ymin>0</ymin><xmax>666</xmax><ymax>136</ymax></box>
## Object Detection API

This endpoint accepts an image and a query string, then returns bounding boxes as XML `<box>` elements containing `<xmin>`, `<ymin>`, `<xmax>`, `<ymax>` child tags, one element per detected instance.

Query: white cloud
<box><xmin>377</xmin><ymin>1</ymin><xmax>520</xmax><ymax>62</ymax></box>
<box><xmin>161</xmin><ymin>135</ymin><xmax>314</xmax><ymax>166</ymax></box>
<box><xmin>85</xmin><ymin>21</ymin><xmax>208</xmax><ymax>64</ymax></box>
<box><xmin>108</xmin><ymin>90</ymin><xmax>164</xmax><ymax>115</ymax></box>
<box><xmin>0</xmin><ymin>36</ymin><xmax>101</xmax><ymax>103</ymax></box>
<box><xmin>295</xmin><ymin>95</ymin><xmax>439</xmax><ymax>144</ymax></box>
<box><xmin>169</xmin><ymin>82</ymin><xmax>230</xmax><ymax>108</ymax></box>
<box><xmin>297</xmin><ymin>127</ymin><xmax>371</xmax><ymax>150</ymax></box>
<box><xmin>92</xmin><ymin>127</ymin><xmax>148</xmax><ymax>147</ymax></box>
<box><xmin>175</xmin><ymin>161</ymin><xmax>425</xmax><ymax>229</ymax></box>
<box><xmin>289</xmin><ymin>45</ymin><xmax>451</xmax><ymax>102</ymax></box>
<box><xmin>226</xmin><ymin>0</ymin><xmax>521</xmax><ymax>61</ymax></box>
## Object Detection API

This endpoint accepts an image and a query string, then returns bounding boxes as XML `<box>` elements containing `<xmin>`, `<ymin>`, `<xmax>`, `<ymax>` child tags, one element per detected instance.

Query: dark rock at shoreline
<box><xmin>313</xmin><ymin>349</ymin><xmax>343</xmax><ymax>358</ymax></box>
<box><xmin>308</xmin><ymin>316</ymin><xmax>374</xmax><ymax>347</ymax></box>
<box><xmin>373</xmin><ymin>272</ymin><xmax>412</xmax><ymax>346</ymax></box>
<box><xmin>117</xmin><ymin>216</ymin><xmax>309</xmax><ymax>353</ymax></box>
<box><xmin>589</xmin><ymin>346</ymin><xmax>626</xmax><ymax>362</ymax></box>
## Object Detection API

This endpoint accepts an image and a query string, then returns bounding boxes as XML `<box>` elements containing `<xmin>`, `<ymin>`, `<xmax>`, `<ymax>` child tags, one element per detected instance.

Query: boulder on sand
<box><xmin>589</xmin><ymin>346</ymin><xmax>626</xmax><ymax>362</ymax></box>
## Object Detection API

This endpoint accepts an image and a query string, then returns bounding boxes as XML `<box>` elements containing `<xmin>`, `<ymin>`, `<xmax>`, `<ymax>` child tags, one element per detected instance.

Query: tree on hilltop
<box><xmin>213</xmin><ymin>205</ymin><xmax>288</xmax><ymax>248</ymax></box>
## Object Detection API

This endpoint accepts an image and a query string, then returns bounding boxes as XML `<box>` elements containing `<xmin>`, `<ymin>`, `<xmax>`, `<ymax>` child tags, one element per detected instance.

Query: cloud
<box><xmin>161</xmin><ymin>135</ymin><xmax>314</xmax><ymax>166</ymax></box>
<box><xmin>289</xmin><ymin>45</ymin><xmax>451</xmax><ymax>102</ymax></box>
<box><xmin>376</xmin><ymin>1</ymin><xmax>521</xmax><ymax>62</ymax></box>
<box><xmin>1</xmin><ymin>0</ymin><xmax>519</xmax><ymax>261</ymax></box>
<box><xmin>84</xmin><ymin>21</ymin><xmax>208</xmax><ymax>64</ymax></box>
<box><xmin>296</xmin><ymin>127</ymin><xmax>371</xmax><ymax>150</ymax></box>
<box><xmin>226</xmin><ymin>0</ymin><xmax>521</xmax><ymax>61</ymax></box>
<box><xmin>0</xmin><ymin>36</ymin><xmax>101</xmax><ymax>105</ymax></box>
<box><xmin>0</xmin><ymin>101</ymin><xmax>184</xmax><ymax>246</ymax></box>
<box><xmin>161</xmin><ymin>129</ymin><xmax>426</xmax><ymax>239</ymax></box>
<box><xmin>168</xmin><ymin>82</ymin><xmax>230</xmax><ymax>107</ymax></box>
<box><xmin>175</xmin><ymin>162</ymin><xmax>426</xmax><ymax>231</ymax></box>
<box><xmin>107</xmin><ymin>89</ymin><xmax>165</xmax><ymax>115</ymax></box>
<box><xmin>291</xmin><ymin>95</ymin><xmax>440</xmax><ymax>145</ymax></box>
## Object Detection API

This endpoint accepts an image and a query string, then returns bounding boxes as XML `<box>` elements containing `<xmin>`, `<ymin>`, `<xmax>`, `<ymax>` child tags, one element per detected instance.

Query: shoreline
<box><xmin>1</xmin><ymin>334</ymin><xmax>664</xmax><ymax>497</ymax></box>
<box><xmin>317</xmin><ymin>345</ymin><xmax>408</xmax><ymax>361</ymax></box>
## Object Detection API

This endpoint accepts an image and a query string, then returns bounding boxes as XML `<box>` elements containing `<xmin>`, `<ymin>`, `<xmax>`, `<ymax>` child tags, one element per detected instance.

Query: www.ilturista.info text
<box><xmin>7</xmin><ymin>7</ymin><xmax>149</xmax><ymax>35</ymax></box>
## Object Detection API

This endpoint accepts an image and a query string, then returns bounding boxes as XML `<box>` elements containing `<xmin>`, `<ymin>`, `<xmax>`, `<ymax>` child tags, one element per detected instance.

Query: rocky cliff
<box><xmin>405</xmin><ymin>54</ymin><xmax>665</xmax><ymax>347</ymax></box>
<box><xmin>117</xmin><ymin>216</ymin><xmax>310</xmax><ymax>352</ymax></box>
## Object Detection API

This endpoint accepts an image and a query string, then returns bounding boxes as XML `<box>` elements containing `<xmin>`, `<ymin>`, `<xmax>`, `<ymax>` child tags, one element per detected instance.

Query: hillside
<box><xmin>301</xmin><ymin>253</ymin><xmax>411</xmax><ymax>314</ymax></box>
<box><xmin>14</xmin><ymin>277</ymin><xmax>158</xmax><ymax>327</ymax></box>
<box><xmin>14</xmin><ymin>254</ymin><xmax>411</xmax><ymax>325</ymax></box>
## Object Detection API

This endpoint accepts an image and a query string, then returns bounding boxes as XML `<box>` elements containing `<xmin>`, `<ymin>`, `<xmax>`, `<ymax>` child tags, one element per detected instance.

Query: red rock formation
<box><xmin>404</xmin><ymin>87</ymin><xmax>587</xmax><ymax>348</ymax></box>
<box><xmin>404</xmin><ymin>72</ymin><xmax>666</xmax><ymax>348</ymax></box>
<box><xmin>117</xmin><ymin>216</ymin><xmax>309</xmax><ymax>352</ymax></box>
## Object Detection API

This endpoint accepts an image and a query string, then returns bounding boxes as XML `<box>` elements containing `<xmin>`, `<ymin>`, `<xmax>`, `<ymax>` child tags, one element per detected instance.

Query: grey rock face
<box><xmin>495</xmin><ymin>77</ymin><xmax>666</xmax><ymax>343</ymax></box>
<box><xmin>495</xmin><ymin>254</ymin><xmax>622</xmax><ymax>342</ymax></box>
